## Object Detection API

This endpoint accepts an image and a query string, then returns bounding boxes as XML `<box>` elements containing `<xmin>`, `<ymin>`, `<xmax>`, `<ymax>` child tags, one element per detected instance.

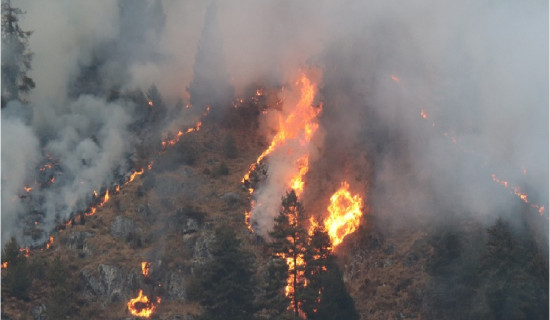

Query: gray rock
<box><xmin>191</xmin><ymin>232</ymin><xmax>214</xmax><ymax>272</ymax></box>
<box><xmin>80</xmin><ymin>264</ymin><xmax>139</xmax><ymax>305</ymax></box>
<box><xmin>166</xmin><ymin>272</ymin><xmax>187</xmax><ymax>300</ymax></box>
<box><xmin>110</xmin><ymin>216</ymin><xmax>136</xmax><ymax>240</ymax></box>
<box><xmin>32</xmin><ymin>304</ymin><xmax>47</xmax><ymax>320</ymax></box>
<box><xmin>183</xmin><ymin>218</ymin><xmax>199</xmax><ymax>235</ymax></box>
<box><xmin>66</xmin><ymin>231</ymin><xmax>94</xmax><ymax>253</ymax></box>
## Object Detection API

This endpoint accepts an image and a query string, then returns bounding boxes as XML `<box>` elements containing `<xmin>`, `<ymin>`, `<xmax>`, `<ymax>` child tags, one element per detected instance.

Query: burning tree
<box><xmin>269</xmin><ymin>190</ymin><xmax>309</xmax><ymax>318</ymax></box>
<box><xmin>1</xmin><ymin>0</ymin><xmax>35</xmax><ymax>106</ymax></box>
<box><xmin>269</xmin><ymin>192</ymin><xmax>360</xmax><ymax>319</ymax></box>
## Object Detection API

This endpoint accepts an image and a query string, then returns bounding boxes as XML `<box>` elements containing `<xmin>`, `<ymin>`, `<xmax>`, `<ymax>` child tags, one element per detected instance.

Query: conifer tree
<box><xmin>196</xmin><ymin>227</ymin><xmax>256</xmax><ymax>320</ymax></box>
<box><xmin>1</xmin><ymin>0</ymin><xmax>34</xmax><ymax>106</ymax></box>
<box><xmin>303</xmin><ymin>226</ymin><xmax>359</xmax><ymax>320</ymax></box>
<box><xmin>269</xmin><ymin>190</ymin><xmax>309</xmax><ymax>319</ymax></box>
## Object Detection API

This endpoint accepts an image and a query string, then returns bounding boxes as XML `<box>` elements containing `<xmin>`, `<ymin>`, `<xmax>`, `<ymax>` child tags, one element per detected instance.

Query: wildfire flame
<box><xmin>161</xmin><ymin>121</ymin><xmax>202</xmax><ymax>148</ymax></box>
<box><xmin>24</xmin><ymin>186</ymin><xmax>33</xmax><ymax>193</ymax></box>
<box><xmin>141</xmin><ymin>262</ymin><xmax>151</xmax><ymax>278</ymax></box>
<box><xmin>85</xmin><ymin>190</ymin><xmax>110</xmax><ymax>216</ymax></box>
<box><xmin>491</xmin><ymin>174</ymin><xmax>545</xmax><ymax>215</ymax></box>
<box><xmin>45</xmin><ymin>236</ymin><xmax>54</xmax><ymax>249</ymax></box>
<box><xmin>19</xmin><ymin>247</ymin><xmax>30</xmax><ymax>258</ymax></box>
<box><xmin>324</xmin><ymin>182</ymin><xmax>364</xmax><ymax>247</ymax></box>
<box><xmin>243</xmin><ymin>72</ymin><xmax>321</xmax><ymax>231</ymax></box>
<box><xmin>127</xmin><ymin>290</ymin><xmax>160</xmax><ymax>318</ymax></box>
<box><xmin>1</xmin><ymin>262</ymin><xmax>7</xmax><ymax>269</ymax></box>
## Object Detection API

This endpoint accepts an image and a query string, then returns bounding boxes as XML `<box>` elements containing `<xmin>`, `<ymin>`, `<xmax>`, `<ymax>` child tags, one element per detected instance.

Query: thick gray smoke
<box><xmin>2</xmin><ymin>0</ymin><xmax>547</xmax><ymax>245</ymax></box>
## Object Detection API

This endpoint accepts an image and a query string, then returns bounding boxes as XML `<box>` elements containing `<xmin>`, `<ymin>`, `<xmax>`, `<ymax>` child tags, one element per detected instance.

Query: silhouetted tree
<box><xmin>303</xmin><ymin>226</ymin><xmax>359</xmax><ymax>320</ymax></box>
<box><xmin>269</xmin><ymin>190</ymin><xmax>309</xmax><ymax>319</ymax></box>
<box><xmin>2</xmin><ymin>237</ymin><xmax>31</xmax><ymax>299</ymax></box>
<box><xmin>196</xmin><ymin>227</ymin><xmax>256</xmax><ymax>320</ymax></box>
<box><xmin>1</xmin><ymin>0</ymin><xmax>35</xmax><ymax>105</ymax></box>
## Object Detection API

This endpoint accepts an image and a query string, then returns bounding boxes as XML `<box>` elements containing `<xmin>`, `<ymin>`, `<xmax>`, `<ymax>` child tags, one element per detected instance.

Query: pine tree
<box><xmin>269</xmin><ymin>190</ymin><xmax>309</xmax><ymax>319</ymax></box>
<box><xmin>2</xmin><ymin>237</ymin><xmax>31</xmax><ymax>299</ymax></box>
<box><xmin>196</xmin><ymin>227</ymin><xmax>256</xmax><ymax>320</ymax></box>
<box><xmin>1</xmin><ymin>0</ymin><xmax>34</xmax><ymax>105</ymax></box>
<box><xmin>303</xmin><ymin>226</ymin><xmax>359</xmax><ymax>320</ymax></box>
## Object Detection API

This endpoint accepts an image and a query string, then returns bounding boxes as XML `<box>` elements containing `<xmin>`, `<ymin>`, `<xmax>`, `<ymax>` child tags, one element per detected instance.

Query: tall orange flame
<box><xmin>243</xmin><ymin>72</ymin><xmax>320</xmax><ymax>232</ymax></box>
<box><xmin>324</xmin><ymin>182</ymin><xmax>364</xmax><ymax>247</ymax></box>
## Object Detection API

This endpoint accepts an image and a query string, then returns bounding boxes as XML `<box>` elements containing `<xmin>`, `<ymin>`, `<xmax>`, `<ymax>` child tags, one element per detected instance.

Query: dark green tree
<box><xmin>196</xmin><ymin>227</ymin><xmax>256</xmax><ymax>320</ymax></box>
<box><xmin>269</xmin><ymin>190</ymin><xmax>309</xmax><ymax>319</ymax></box>
<box><xmin>1</xmin><ymin>0</ymin><xmax>35</xmax><ymax>105</ymax></box>
<box><xmin>2</xmin><ymin>237</ymin><xmax>31</xmax><ymax>299</ymax></box>
<box><xmin>257</xmin><ymin>257</ymin><xmax>292</xmax><ymax>319</ymax></box>
<box><xmin>481</xmin><ymin>218</ymin><xmax>548</xmax><ymax>320</ymax></box>
<box><xmin>303</xmin><ymin>226</ymin><xmax>359</xmax><ymax>320</ymax></box>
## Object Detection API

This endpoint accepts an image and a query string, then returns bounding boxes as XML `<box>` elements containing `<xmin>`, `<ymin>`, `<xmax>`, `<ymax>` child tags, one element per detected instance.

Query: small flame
<box><xmin>390</xmin><ymin>75</ymin><xmax>401</xmax><ymax>83</ymax></box>
<box><xmin>141</xmin><ymin>262</ymin><xmax>151</xmax><ymax>278</ymax></box>
<box><xmin>127</xmin><ymin>290</ymin><xmax>159</xmax><ymax>318</ymax></box>
<box><xmin>46</xmin><ymin>236</ymin><xmax>54</xmax><ymax>249</ymax></box>
<box><xmin>491</xmin><ymin>174</ymin><xmax>545</xmax><ymax>215</ymax></box>
<box><xmin>324</xmin><ymin>182</ymin><xmax>364</xmax><ymax>247</ymax></box>
<box><xmin>127</xmin><ymin>169</ymin><xmax>145</xmax><ymax>184</ymax></box>
<box><xmin>115</xmin><ymin>185</ymin><xmax>120</xmax><ymax>193</ymax></box>
<box><xmin>147</xmin><ymin>100</ymin><xmax>153</xmax><ymax>107</ymax></box>
<box><xmin>24</xmin><ymin>186</ymin><xmax>33</xmax><ymax>193</ymax></box>
<box><xmin>256</xmin><ymin>88</ymin><xmax>263</xmax><ymax>96</ymax></box>
<box><xmin>19</xmin><ymin>247</ymin><xmax>30</xmax><ymax>258</ymax></box>
<box><xmin>85</xmin><ymin>190</ymin><xmax>110</xmax><ymax>216</ymax></box>
<box><xmin>2</xmin><ymin>262</ymin><xmax>8</xmax><ymax>269</ymax></box>
<box><xmin>420</xmin><ymin>109</ymin><xmax>428</xmax><ymax>119</ymax></box>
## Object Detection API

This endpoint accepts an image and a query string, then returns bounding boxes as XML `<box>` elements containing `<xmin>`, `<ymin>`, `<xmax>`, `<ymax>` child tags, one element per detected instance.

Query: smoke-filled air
<box><xmin>1</xmin><ymin>0</ymin><xmax>547</xmax><ymax>319</ymax></box>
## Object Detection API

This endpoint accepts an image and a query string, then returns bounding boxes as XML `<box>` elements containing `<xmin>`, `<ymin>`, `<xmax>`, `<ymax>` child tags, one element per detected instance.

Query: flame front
<box><xmin>324</xmin><ymin>182</ymin><xmax>364</xmax><ymax>247</ymax></box>
<box><xmin>127</xmin><ymin>290</ymin><xmax>159</xmax><ymax>318</ymax></box>
<box><xmin>491</xmin><ymin>174</ymin><xmax>545</xmax><ymax>215</ymax></box>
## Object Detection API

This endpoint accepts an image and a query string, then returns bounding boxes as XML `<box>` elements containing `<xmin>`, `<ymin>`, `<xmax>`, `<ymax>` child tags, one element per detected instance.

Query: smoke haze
<box><xmin>2</xmin><ymin>0</ymin><xmax>547</xmax><ymax>245</ymax></box>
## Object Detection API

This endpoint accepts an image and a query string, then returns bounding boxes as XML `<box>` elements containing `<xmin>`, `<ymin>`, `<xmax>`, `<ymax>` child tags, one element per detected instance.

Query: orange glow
<box><xmin>161</xmin><ymin>121</ymin><xmax>202</xmax><ymax>148</ymax></box>
<box><xmin>85</xmin><ymin>190</ymin><xmax>110</xmax><ymax>216</ymax></box>
<box><xmin>323</xmin><ymin>182</ymin><xmax>364</xmax><ymax>247</ymax></box>
<box><xmin>289</xmin><ymin>155</ymin><xmax>310</xmax><ymax>197</ymax></box>
<box><xmin>50</xmin><ymin>176</ymin><xmax>55</xmax><ymax>183</ymax></box>
<box><xmin>141</xmin><ymin>262</ymin><xmax>151</xmax><ymax>278</ymax></box>
<box><xmin>243</xmin><ymin>72</ymin><xmax>321</xmax><ymax>231</ymax></box>
<box><xmin>24</xmin><ymin>186</ymin><xmax>32</xmax><ymax>193</ymax></box>
<box><xmin>1</xmin><ymin>262</ymin><xmax>7</xmax><ymax>269</ymax></box>
<box><xmin>115</xmin><ymin>185</ymin><xmax>120</xmax><ymax>193</ymax></box>
<box><xmin>491</xmin><ymin>173</ymin><xmax>545</xmax><ymax>215</ymax></box>
<box><xmin>46</xmin><ymin>236</ymin><xmax>54</xmax><ymax>249</ymax></box>
<box><xmin>147</xmin><ymin>100</ymin><xmax>153</xmax><ymax>107</ymax></box>
<box><xmin>127</xmin><ymin>290</ymin><xmax>160</xmax><ymax>318</ymax></box>
<box><xmin>420</xmin><ymin>109</ymin><xmax>428</xmax><ymax>119</ymax></box>
<box><xmin>256</xmin><ymin>88</ymin><xmax>263</xmax><ymax>96</ymax></box>
<box><xmin>19</xmin><ymin>247</ymin><xmax>30</xmax><ymax>258</ymax></box>
<box><xmin>147</xmin><ymin>161</ymin><xmax>154</xmax><ymax>171</ymax></box>
<box><xmin>127</xmin><ymin>169</ymin><xmax>145</xmax><ymax>184</ymax></box>
<box><xmin>391</xmin><ymin>75</ymin><xmax>401</xmax><ymax>83</ymax></box>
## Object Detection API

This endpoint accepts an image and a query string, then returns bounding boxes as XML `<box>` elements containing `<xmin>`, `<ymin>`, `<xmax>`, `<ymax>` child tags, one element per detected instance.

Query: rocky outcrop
<box><xmin>110</xmin><ymin>216</ymin><xmax>137</xmax><ymax>240</ymax></box>
<box><xmin>65</xmin><ymin>231</ymin><xmax>94</xmax><ymax>257</ymax></box>
<box><xmin>80</xmin><ymin>264</ymin><xmax>139</xmax><ymax>306</ymax></box>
